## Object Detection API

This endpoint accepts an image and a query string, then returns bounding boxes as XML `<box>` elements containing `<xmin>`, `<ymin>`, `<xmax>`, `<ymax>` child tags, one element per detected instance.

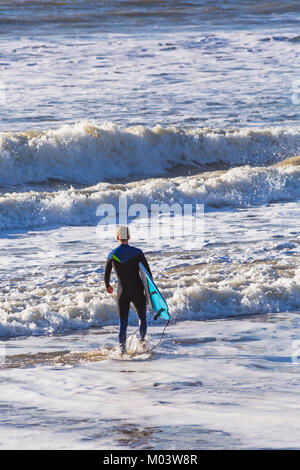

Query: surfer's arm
<box><xmin>104</xmin><ymin>256</ymin><xmax>113</xmax><ymax>290</ymax></box>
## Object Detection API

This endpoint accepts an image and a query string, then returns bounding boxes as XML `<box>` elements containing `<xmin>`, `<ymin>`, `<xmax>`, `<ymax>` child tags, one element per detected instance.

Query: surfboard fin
<box><xmin>154</xmin><ymin>308</ymin><xmax>165</xmax><ymax>321</ymax></box>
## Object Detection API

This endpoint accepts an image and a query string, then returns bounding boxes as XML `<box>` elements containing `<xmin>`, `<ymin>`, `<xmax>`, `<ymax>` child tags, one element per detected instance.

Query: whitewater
<box><xmin>1</xmin><ymin>122</ymin><xmax>300</xmax><ymax>185</ymax></box>
<box><xmin>1</xmin><ymin>0</ymin><xmax>300</xmax><ymax>450</ymax></box>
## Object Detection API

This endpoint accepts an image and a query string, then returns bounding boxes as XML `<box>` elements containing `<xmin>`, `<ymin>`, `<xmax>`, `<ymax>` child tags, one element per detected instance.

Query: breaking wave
<box><xmin>1</xmin><ymin>264</ymin><xmax>300</xmax><ymax>338</ymax></box>
<box><xmin>1</xmin><ymin>160</ymin><xmax>300</xmax><ymax>229</ymax></box>
<box><xmin>1</xmin><ymin>121</ymin><xmax>300</xmax><ymax>185</ymax></box>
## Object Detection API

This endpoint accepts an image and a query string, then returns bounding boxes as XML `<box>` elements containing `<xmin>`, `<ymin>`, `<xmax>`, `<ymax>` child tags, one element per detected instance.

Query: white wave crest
<box><xmin>1</xmin><ymin>121</ymin><xmax>300</xmax><ymax>185</ymax></box>
<box><xmin>1</xmin><ymin>163</ymin><xmax>300</xmax><ymax>229</ymax></box>
<box><xmin>1</xmin><ymin>265</ymin><xmax>300</xmax><ymax>338</ymax></box>
<box><xmin>169</xmin><ymin>266</ymin><xmax>300</xmax><ymax>320</ymax></box>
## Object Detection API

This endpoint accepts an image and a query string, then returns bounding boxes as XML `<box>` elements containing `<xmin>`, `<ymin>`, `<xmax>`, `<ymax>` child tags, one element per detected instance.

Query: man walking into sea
<box><xmin>104</xmin><ymin>226</ymin><xmax>152</xmax><ymax>354</ymax></box>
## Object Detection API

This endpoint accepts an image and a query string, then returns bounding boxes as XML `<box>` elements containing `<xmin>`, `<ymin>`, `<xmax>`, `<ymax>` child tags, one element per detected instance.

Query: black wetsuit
<box><xmin>104</xmin><ymin>244</ymin><xmax>152</xmax><ymax>348</ymax></box>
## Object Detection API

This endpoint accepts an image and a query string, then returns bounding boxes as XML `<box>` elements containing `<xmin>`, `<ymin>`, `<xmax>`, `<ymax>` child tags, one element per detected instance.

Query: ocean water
<box><xmin>1</xmin><ymin>0</ymin><xmax>300</xmax><ymax>449</ymax></box>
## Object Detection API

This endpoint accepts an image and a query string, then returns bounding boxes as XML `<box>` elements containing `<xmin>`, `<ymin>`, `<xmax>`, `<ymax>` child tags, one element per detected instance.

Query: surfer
<box><xmin>104</xmin><ymin>226</ymin><xmax>152</xmax><ymax>354</ymax></box>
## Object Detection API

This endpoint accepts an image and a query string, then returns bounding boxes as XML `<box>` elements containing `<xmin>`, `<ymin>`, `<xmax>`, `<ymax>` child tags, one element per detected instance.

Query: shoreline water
<box><xmin>1</xmin><ymin>313</ymin><xmax>300</xmax><ymax>449</ymax></box>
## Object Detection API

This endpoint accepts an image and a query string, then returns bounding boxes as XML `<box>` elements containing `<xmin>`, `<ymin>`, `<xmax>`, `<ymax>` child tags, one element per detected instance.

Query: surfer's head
<box><xmin>117</xmin><ymin>225</ymin><xmax>130</xmax><ymax>243</ymax></box>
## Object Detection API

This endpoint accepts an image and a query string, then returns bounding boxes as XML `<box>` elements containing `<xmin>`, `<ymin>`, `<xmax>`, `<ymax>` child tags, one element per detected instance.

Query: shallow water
<box><xmin>1</xmin><ymin>315</ymin><xmax>300</xmax><ymax>449</ymax></box>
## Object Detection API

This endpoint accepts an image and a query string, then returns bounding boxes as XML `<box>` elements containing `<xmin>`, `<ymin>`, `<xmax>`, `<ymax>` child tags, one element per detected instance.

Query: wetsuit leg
<box><xmin>119</xmin><ymin>316</ymin><xmax>128</xmax><ymax>349</ymax></box>
<box><xmin>138</xmin><ymin>311</ymin><xmax>147</xmax><ymax>341</ymax></box>
<box><xmin>131</xmin><ymin>290</ymin><xmax>147</xmax><ymax>340</ymax></box>
<box><xmin>117</xmin><ymin>290</ymin><xmax>130</xmax><ymax>348</ymax></box>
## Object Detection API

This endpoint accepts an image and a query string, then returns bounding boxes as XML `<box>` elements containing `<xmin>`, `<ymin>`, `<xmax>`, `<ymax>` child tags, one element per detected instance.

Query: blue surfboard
<box><xmin>139</xmin><ymin>262</ymin><xmax>170</xmax><ymax>321</ymax></box>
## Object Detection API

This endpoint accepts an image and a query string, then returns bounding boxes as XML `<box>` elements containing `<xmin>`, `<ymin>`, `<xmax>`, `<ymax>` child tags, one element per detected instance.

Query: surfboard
<box><xmin>139</xmin><ymin>262</ymin><xmax>170</xmax><ymax>321</ymax></box>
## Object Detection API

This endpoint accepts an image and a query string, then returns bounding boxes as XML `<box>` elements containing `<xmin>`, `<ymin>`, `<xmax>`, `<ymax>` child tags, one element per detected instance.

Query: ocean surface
<box><xmin>1</xmin><ymin>0</ymin><xmax>300</xmax><ymax>449</ymax></box>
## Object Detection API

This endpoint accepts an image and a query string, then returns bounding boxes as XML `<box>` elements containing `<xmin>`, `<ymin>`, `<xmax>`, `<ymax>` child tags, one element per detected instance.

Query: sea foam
<box><xmin>1</xmin><ymin>121</ymin><xmax>300</xmax><ymax>185</ymax></box>
<box><xmin>1</xmin><ymin>162</ymin><xmax>300</xmax><ymax>229</ymax></box>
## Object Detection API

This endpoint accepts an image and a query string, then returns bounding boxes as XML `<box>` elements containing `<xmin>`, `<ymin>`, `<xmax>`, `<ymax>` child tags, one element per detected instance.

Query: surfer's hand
<box><xmin>106</xmin><ymin>285</ymin><xmax>113</xmax><ymax>294</ymax></box>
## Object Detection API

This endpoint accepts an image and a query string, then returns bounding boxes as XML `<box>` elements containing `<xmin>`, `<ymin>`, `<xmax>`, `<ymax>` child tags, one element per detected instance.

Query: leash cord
<box><xmin>127</xmin><ymin>318</ymin><xmax>170</xmax><ymax>356</ymax></box>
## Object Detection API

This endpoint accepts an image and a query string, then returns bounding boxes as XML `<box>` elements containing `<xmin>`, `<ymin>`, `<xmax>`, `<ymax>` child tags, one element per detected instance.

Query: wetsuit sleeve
<box><xmin>140</xmin><ymin>252</ymin><xmax>152</xmax><ymax>278</ymax></box>
<box><xmin>104</xmin><ymin>257</ymin><xmax>113</xmax><ymax>288</ymax></box>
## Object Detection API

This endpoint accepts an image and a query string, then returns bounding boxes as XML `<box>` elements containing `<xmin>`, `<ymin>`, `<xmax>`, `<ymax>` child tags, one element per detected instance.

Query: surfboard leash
<box><xmin>150</xmin><ymin>319</ymin><xmax>170</xmax><ymax>353</ymax></box>
<box><xmin>127</xmin><ymin>318</ymin><xmax>170</xmax><ymax>356</ymax></box>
